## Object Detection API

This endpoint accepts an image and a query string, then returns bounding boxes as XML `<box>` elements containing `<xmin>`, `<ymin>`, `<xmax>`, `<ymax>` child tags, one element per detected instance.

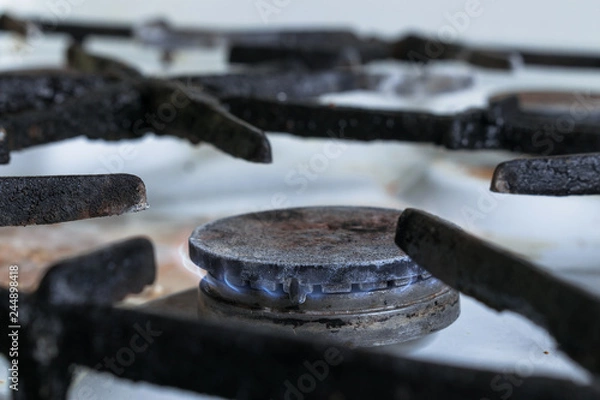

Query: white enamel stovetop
<box><xmin>0</xmin><ymin>1</ymin><xmax>600</xmax><ymax>399</ymax></box>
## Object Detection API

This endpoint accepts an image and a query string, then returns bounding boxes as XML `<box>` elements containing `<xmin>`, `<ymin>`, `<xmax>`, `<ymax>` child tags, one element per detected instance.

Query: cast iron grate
<box><xmin>0</xmin><ymin>14</ymin><xmax>599</xmax><ymax>400</ymax></box>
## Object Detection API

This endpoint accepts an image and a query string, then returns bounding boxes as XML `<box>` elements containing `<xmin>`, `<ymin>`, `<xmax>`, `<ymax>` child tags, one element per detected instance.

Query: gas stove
<box><xmin>1</xmin><ymin>3</ymin><xmax>600</xmax><ymax>400</ymax></box>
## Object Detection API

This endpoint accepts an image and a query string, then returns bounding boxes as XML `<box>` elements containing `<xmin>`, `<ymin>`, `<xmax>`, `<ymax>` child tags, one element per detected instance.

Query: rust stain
<box><xmin>0</xmin><ymin>214</ymin><xmax>208</xmax><ymax>302</ymax></box>
<box><xmin>464</xmin><ymin>165</ymin><xmax>496</xmax><ymax>180</ymax></box>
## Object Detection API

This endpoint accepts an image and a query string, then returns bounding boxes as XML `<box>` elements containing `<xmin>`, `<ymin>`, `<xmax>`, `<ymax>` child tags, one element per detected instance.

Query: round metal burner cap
<box><xmin>190</xmin><ymin>206</ymin><xmax>425</xmax><ymax>303</ymax></box>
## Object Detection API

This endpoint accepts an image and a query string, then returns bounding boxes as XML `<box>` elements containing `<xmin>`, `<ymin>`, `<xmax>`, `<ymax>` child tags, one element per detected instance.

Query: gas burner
<box><xmin>189</xmin><ymin>206</ymin><xmax>460</xmax><ymax>346</ymax></box>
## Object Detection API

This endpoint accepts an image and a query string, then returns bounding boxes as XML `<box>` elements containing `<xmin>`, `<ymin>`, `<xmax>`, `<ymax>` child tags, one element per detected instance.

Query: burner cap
<box><xmin>189</xmin><ymin>206</ymin><xmax>460</xmax><ymax>346</ymax></box>
<box><xmin>190</xmin><ymin>206</ymin><xmax>426</xmax><ymax>303</ymax></box>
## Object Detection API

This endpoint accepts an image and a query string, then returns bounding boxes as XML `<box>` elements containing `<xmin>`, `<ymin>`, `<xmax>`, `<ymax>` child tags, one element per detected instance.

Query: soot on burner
<box><xmin>189</xmin><ymin>206</ymin><xmax>460</xmax><ymax>346</ymax></box>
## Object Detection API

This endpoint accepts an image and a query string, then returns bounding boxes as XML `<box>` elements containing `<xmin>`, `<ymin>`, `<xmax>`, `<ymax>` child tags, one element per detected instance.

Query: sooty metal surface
<box><xmin>189</xmin><ymin>206</ymin><xmax>460</xmax><ymax>346</ymax></box>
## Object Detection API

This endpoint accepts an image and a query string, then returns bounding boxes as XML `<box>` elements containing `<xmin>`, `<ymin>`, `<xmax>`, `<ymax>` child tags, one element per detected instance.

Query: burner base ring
<box><xmin>197</xmin><ymin>274</ymin><xmax>460</xmax><ymax>347</ymax></box>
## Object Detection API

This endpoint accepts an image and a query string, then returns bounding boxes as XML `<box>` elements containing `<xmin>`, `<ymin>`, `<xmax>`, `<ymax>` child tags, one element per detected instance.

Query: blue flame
<box><xmin>222</xmin><ymin>273</ymin><xmax>244</xmax><ymax>294</ymax></box>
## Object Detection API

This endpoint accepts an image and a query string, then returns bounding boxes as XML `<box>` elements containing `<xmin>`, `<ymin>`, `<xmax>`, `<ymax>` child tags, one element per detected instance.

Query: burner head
<box><xmin>189</xmin><ymin>206</ymin><xmax>459</xmax><ymax>346</ymax></box>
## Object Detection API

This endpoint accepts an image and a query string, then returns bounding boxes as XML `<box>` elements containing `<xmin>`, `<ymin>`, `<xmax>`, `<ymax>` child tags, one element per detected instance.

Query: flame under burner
<box><xmin>189</xmin><ymin>206</ymin><xmax>460</xmax><ymax>346</ymax></box>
